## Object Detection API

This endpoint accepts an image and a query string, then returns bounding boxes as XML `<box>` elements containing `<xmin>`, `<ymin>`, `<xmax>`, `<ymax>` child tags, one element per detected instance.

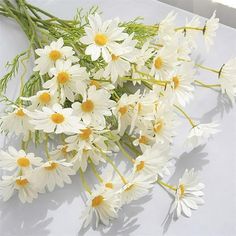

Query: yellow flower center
<box><xmin>154</xmin><ymin>120</ymin><xmax>163</xmax><ymax>133</ymax></box>
<box><xmin>15</xmin><ymin>178</ymin><xmax>29</xmax><ymax>187</ymax></box>
<box><xmin>79</xmin><ymin>128</ymin><xmax>92</xmax><ymax>140</ymax></box>
<box><xmin>81</xmin><ymin>100</ymin><xmax>94</xmax><ymax>113</ymax></box>
<box><xmin>51</xmin><ymin>113</ymin><xmax>65</xmax><ymax>124</ymax></box>
<box><xmin>172</xmin><ymin>76</ymin><xmax>180</xmax><ymax>89</ymax></box>
<box><xmin>90</xmin><ymin>80</ymin><xmax>101</xmax><ymax>89</ymax></box>
<box><xmin>44</xmin><ymin>162</ymin><xmax>58</xmax><ymax>171</ymax></box>
<box><xmin>179</xmin><ymin>184</ymin><xmax>185</xmax><ymax>198</ymax></box>
<box><xmin>111</xmin><ymin>54</ymin><xmax>119</xmax><ymax>61</ymax></box>
<box><xmin>136</xmin><ymin>161</ymin><xmax>145</xmax><ymax>172</ymax></box>
<box><xmin>124</xmin><ymin>183</ymin><xmax>134</xmax><ymax>192</ymax></box>
<box><xmin>61</xmin><ymin>146</ymin><xmax>68</xmax><ymax>155</ymax></box>
<box><xmin>139</xmin><ymin>135</ymin><xmax>149</xmax><ymax>145</ymax></box>
<box><xmin>15</xmin><ymin>109</ymin><xmax>25</xmax><ymax>117</ymax></box>
<box><xmin>49</xmin><ymin>50</ymin><xmax>62</xmax><ymax>61</ymax></box>
<box><xmin>118</xmin><ymin>106</ymin><xmax>128</xmax><ymax>116</ymax></box>
<box><xmin>154</xmin><ymin>57</ymin><xmax>163</xmax><ymax>70</ymax></box>
<box><xmin>39</xmin><ymin>92</ymin><xmax>51</xmax><ymax>104</ymax></box>
<box><xmin>92</xmin><ymin>195</ymin><xmax>104</xmax><ymax>207</ymax></box>
<box><xmin>57</xmin><ymin>71</ymin><xmax>70</xmax><ymax>84</ymax></box>
<box><xmin>105</xmin><ymin>182</ymin><xmax>113</xmax><ymax>189</ymax></box>
<box><xmin>94</xmin><ymin>34</ymin><xmax>108</xmax><ymax>46</ymax></box>
<box><xmin>17</xmin><ymin>157</ymin><xmax>30</xmax><ymax>167</ymax></box>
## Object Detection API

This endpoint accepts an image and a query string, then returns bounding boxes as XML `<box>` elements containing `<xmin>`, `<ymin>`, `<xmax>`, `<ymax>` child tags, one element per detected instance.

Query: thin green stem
<box><xmin>157</xmin><ymin>179</ymin><xmax>177</xmax><ymax>191</ymax></box>
<box><xmin>44</xmin><ymin>134</ymin><xmax>50</xmax><ymax>160</ymax></box>
<box><xmin>117</xmin><ymin>141</ymin><xmax>135</xmax><ymax>163</ymax></box>
<box><xmin>195</xmin><ymin>63</ymin><xmax>219</xmax><ymax>74</ymax></box>
<box><xmin>194</xmin><ymin>80</ymin><xmax>221</xmax><ymax>88</ymax></box>
<box><xmin>96</xmin><ymin>145</ymin><xmax>127</xmax><ymax>184</ymax></box>
<box><xmin>174</xmin><ymin>104</ymin><xmax>196</xmax><ymax>127</ymax></box>
<box><xmin>79</xmin><ymin>169</ymin><xmax>92</xmax><ymax>194</ymax></box>
<box><xmin>89</xmin><ymin>160</ymin><xmax>103</xmax><ymax>184</ymax></box>
<box><xmin>175</xmin><ymin>26</ymin><xmax>203</xmax><ymax>31</ymax></box>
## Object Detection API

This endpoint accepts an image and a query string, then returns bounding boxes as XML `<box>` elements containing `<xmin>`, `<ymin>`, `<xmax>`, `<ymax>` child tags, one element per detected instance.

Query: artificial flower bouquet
<box><xmin>0</xmin><ymin>0</ymin><xmax>235</xmax><ymax>228</ymax></box>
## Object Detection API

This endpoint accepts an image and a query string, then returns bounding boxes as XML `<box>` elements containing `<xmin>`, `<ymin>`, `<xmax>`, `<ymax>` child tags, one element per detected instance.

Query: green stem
<box><xmin>175</xmin><ymin>26</ymin><xmax>203</xmax><ymax>31</ymax></box>
<box><xmin>96</xmin><ymin>145</ymin><xmax>127</xmax><ymax>184</ymax></box>
<box><xmin>194</xmin><ymin>80</ymin><xmax>221</xmax><ymax>88</ymax></box>
<box><xmin>89</xmin><ymin>160</ymin><xmax>103</xmax><ymax>184</ymax></box>
<box><xmin>174</xmin><ymin>104</ymin><xmax>196</xmax><ymax>127</ymax></box>
<box><xmin>79</xmin><ymin>169</ymin><xmax>92</xmax><ymax>194</ymax></box>
<box><xmin>195</xmin><ymin>63</ymin><xmax>220</xmax><ymax>74</ymax></box>
<box><xmin>45</xmin><ymin>134</ymin><xmax>50</xmax><ymax>160</ymax></box>
<box><xmin>117</xmin><ymin>141</ymin><xmax>135</xmax><ymax>163</ymax></box>
<box><xmin>157</xmin><ymin>179</ymin><xmax>177</xmax><ymax>191</ymax></box>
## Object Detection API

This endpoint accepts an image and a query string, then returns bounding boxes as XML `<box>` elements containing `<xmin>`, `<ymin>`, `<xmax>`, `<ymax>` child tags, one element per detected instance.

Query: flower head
<box><xmin>171</xmin><ymin>169</ymin><xmax>205</xmax><ymax>218</ymax></box>
<box><xmin>34</xmin><ymin>159</ymin><xmax>75</xmax><ymax>192</ymax></box>
<box><xmin>120</xmin><ymin>174</ymin><xmax>154</xmax><ymax>205</ymax></box>
<box><xmin>203</xmin><ymin>11</ymin><xmax>219</xmax><ymax>50</ymax></box>
<box><xmin>186</xmin><ymin>122</ymin><xmax>220</xmax><ymax>149</ymax></box>
<box><xmin>219</xmin><ymin>58</ymin><xmax>236</xmax><ymax>103</ymax></box>
<box><xmin>34</xmin><ymin>38</ymin><xmax>78</xmax><ymax>75</ymax></box>
<box><xmin>44</xmin><ymin>60</ymin><xmax>89</xmax><ymax>102</ymax></box>
<box><xmin>29</xmin><ymin>103</ymin><xmax>84</xmax><ymax>134</ymax></box>
<box><xmin>72</xmin><ymin>86</ymin><xmax>116</xmax><ymax>127</ymax></box>
<box><xmin>0</xmin><ymin>175</ymin><xmax>41</xmax><ymax>203</ymax></box>
<box><xmin>0</xmin><ymin>146</ymin><xmax>42</xmax><ymax>173</ymax></box>
<box><xmin>82</xmin><ymin>187</ymin><xmax>120</xmax><ymax>227</ymax></box>
<box><xmin>80</xmin><ymin>13</ymin><xmax>127</xmax><ymax>62</ymax></box>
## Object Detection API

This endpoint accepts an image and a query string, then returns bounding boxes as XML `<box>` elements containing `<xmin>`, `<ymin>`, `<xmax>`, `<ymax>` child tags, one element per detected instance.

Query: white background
<box><xmin>0</xmin><ymin>0</ymin><xmax>236</xmax><ymax>235</ymax></box>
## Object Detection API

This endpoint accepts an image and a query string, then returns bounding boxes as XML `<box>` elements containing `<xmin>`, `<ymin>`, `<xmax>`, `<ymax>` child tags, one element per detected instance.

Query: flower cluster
<box><xmin>0</xmin><ymin>5</ymin><xmax>235</xmax><ymax>229</ymax></box>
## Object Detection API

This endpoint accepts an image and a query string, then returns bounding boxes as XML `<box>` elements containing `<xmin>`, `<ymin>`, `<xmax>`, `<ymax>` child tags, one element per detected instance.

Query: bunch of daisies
<box><xmin>0</xmin><ymin>3</ymin><xmax>235</xmax><ymax>228</ymax></box>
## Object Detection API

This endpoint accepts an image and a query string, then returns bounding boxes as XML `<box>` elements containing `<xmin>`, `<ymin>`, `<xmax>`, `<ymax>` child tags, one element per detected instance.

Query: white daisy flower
<box><xmin>169</xmin><ymin>62</ymin><xmax>195</xmax><ymax>107</ymax></box>
<box><xmin>33</xmin><ymin>38</ymin><xmax>78</xmax><ymax>75</ymax></box>
<box><xmin>21</xmin><ymin>90</ymin><xmax>57</xmax><ymax>110</ymax></box>
<box><xmin>134</xmin><ymin>41</ymin><xmax>154</xmax><ymax>69</ymax></box>
<box><xmin>71</xmin><ymin>148</ymin><xmax>105</xmax><ymax>172</ymax></box>
<box><xmin>150</xmin><ymin>46</ymin><xmax>178</xmax><ymax>80</ymax></box>
<box><xmin>44</xmin><ymin>60</ymin><xmax>89</xmax><ymax>103</ymax></box>
<box><xmin>120</xmin><ymin>173</ymin><xmax>154</xmax><ymax>205</ymax></box>
<box><xmin>203</xmin><ymin>11</ymin><xmax>219</xmax><ymax>51</ymax></box>
<box><xmin>91</xmin><ymin>69</ymin><xmax>115</xmax><ymax>91</ymax></box>
<box><xmin>103</xmin><ymin>34</ymin><xmax>137</xmax><ymax>83</ymax></box>
<box><xmin>144</xmin><ymin>104</ymin><xmax>178</xmax><ymax>144</ymax></box>
<box><xmin>34</xmin><ymin>159</ymin><xmax>75</xmax><ymax>192</ymax></box>
<box><xmin>81</xmin><ymin>187</ymin><xmax>120</xmax><ymax>227</ymax></box>
<box><xmin>170</xmin><ymin>32</ymin><xmax>192</xmax><ymax>60</ymax></box>
<box><xmin>100</xmin><ymin>166</ymin><xmax>123</xmax><ymax>191</ymax></box>
<box><xmin>218</xmin><ymin>58</ymin><xmax>236</xmax><ymax>103</ymax></box>
<box><xmin>0</xmin><ymin>175</ymin><xmax>41</xmax><ymax>203</ymax></box>
<box><xmin>157</xmin><ymin>11</ymin><xmax>176</xmax><ymax>43</ymax></box>
<box><xmin>171</xmin><ymin>169</ymin><xmax>205</xmax><ymax>218</ymax></box>
<box><xmin>50</xmin><ymin>144</ymin><xmax>74</xmax><ymax>161</ymax></box>
<box><xmin>0</xmin><ymin>146</ymin><xmax>42</xmax><ymax>173</ymax></box>
<box><xmin>0</xmin><ymin>106</ymin><xmax>33</xmax><ymax>139</ymax></box>
<box><xmin>133</xmin><ymin>143</ymin><xmax>170</xmax><ymax>179</ymax></box>
<box><xmin>65</xmin><ymin>127</ymin><xmax>107</xmax><ymax>171</ymax></box>
<box><xmin>133</xmin><ymin>130</ymin><xmax>155</xmax><ymax>152</ymax></box>
<box><xmin>29</xmin><ymin>103</ymin><xmax>84</xmax><ymax>134</ymax></box>
<box><xmin>65</xmin><ymin>126</ymin><xmax>107</xmax><ymax>151</ymax></box>
<box><xmin>130</xmin><ymin>90</ymin><xmax>159</xmax><ymax>132</ymax></box>
<box><xmin>80</xmin><ymin>13</ymin><xmax>127</xmax><ymax>62</ymax></box>
<box><xmin>113</xmin><ymin>91</ymin><xmax>139</xmax><ymax>135</ymax></box>
<box><xmin>184</xmin><ymin>16</ymin><xmax>200</xmax><ymax>49</ymax></box>
<box><xmin>72</xmin><ymin>86</ymin><xmax>116</xmax><ymax>127</ymax></box>
<box><xmin>186</xmin><ymin>122</ymin><xmax>220</xmax><ymax>149</ymax></box>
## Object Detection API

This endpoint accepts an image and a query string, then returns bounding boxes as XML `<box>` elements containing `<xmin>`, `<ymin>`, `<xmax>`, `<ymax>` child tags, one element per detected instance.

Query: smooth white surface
<box><xmin>0</xmin><ymin>0</ymin><xmax>236</xmax><ymax>235</ymax></box>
